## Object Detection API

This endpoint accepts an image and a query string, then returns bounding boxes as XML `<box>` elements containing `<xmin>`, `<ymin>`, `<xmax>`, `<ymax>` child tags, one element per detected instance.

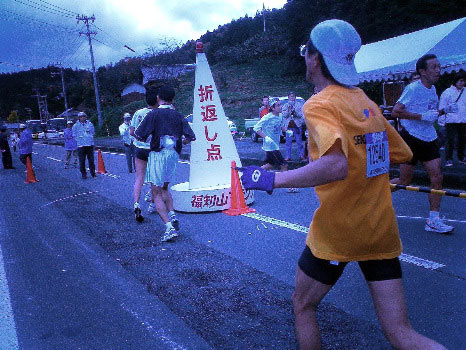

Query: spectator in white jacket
<box><xmin>439</xmin><ymin>71</ymin><xmax>465</xmax><ymax>166</ymax></box>
<box><xmin>72</xmin><ymin>112</ymin><xmax>96</xmax><ymax>179</ymax></box>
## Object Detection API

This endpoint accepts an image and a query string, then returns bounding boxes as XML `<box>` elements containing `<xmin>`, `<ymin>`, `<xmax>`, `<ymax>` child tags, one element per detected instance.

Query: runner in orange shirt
<box><xmin>240</xmin><ymin>19</ymin><xmax>446</xmax><ymax>350</ymax></box>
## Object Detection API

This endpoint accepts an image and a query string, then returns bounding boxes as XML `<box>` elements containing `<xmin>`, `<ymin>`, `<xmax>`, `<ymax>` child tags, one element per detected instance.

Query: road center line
<box><xmin>242</xmin><ymin>212</ymin><xmax>446</xmax><ymax>271</ymax></box>
<box><xmin>0</xmin><ymin>244</ymin><xmax>20</xmax><ymax>350</ymax></box>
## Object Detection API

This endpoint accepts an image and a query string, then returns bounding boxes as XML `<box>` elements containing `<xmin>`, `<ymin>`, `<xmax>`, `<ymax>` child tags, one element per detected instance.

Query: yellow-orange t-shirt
<box><xmin>303</xmin><ymin>85</ymin><xmax>413</xmax><ymax>262</ymax></box>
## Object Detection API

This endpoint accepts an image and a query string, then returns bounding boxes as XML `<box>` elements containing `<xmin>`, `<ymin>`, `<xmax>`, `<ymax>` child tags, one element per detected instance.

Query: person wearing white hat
<box><xmin>63</xmin><ymin>120</ymin><xmax>78</xmax><ymax>169</ymax></box>
<box><xmin>252</xmin><ymin>97</ymin><xmax>288</xmax><ymax>173</ymax></box>
<box><xmin>119</xmin><ymin>112</ymin><xmax>135</xmax><ymax>173</ymax></box>
<box><xmin>72</xmin><ymin>112</ymin><xmax>96</xmax><ymax>179</ymax></box>
<box><xmin>240</xmin><ymin>19</ymin><xmax>445</xmax><ymax>350</ymax></box>
<box><xmin>18</xmin><ymin>123</ymin><xmax>33</xmax><ymax>167</ymax></box>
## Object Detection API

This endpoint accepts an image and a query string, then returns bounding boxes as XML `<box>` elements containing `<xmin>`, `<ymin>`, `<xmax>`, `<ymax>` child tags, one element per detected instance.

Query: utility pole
<box><xmin>263</xmin><ymin>3</ymin><xmax>266</xmax><ymax>32</ymax></box>
<box><xmin>31</xmin><ymin>89</ymin><xmax>48</xmax><ymax>123</ymax></box>
<box><xmin>51</xmin><ymin>64</ymin><xmax>69</xmax><ymax>122</ymax></box>
<box><xmin>77</xmin><ymin>14</ymin><xmax>103</xmax><ymax>128</ymax></box>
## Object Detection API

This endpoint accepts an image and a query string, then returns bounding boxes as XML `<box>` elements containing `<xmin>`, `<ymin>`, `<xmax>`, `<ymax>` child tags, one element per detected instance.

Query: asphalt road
<box><xmin>0</xmin><ymin>142</ymin><xmax>464</xmax><ymax>350</ymax></box>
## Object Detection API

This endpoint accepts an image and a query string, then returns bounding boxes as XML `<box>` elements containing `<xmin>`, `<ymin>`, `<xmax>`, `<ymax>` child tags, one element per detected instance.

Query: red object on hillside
<box><xmin>196</xmin><ymin>41</ymin><xmax>204</xmax><ymax>53</ymax></box>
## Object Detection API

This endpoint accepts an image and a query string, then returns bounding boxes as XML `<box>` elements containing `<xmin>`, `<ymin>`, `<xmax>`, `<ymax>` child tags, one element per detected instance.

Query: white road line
<box><xmin>396</xmin><ymin>215</ymin><xmax>466</xmax><ymax>224</ymax></box>
<box><xmin>120</xmin><ymin>303</ymin><xmax>188</xmax><ymax>350</ymax></box>
<box><xmin>242</xmin><ymin>212</ymin><xmax>446</xmax><ymax>271</ymax></box>
<box><xmin>101</xmin><ymin>151</ymin><xmax>124</xmax><ymax>156</ymax></box>
<box><xmin>398</xmin><ymin>254</ymin><xmax>445</xmax><ymax>270</ymax></box>
<box><xmin>46</xmin><ymin>156</ymin><xmax>62</xmax><ymax>162</ymax></box>
<box><xmin>41</xmin><ymin>191</ymin><xmax>99</xmax><ymax>208</ymax></box>
<box><xmin>100</xmin><ymin>173</ymin><xmax>120</xmax><ymax>179</ymax></box>
<box><xmin>0</xmin><ymin>244</ymin><xmax>20</xmax><ymax>350</ymax></box>
<box><xmin>242</xmin><ymin>212</ymin><xmax>308</xmax><ymax>233</ymax></box>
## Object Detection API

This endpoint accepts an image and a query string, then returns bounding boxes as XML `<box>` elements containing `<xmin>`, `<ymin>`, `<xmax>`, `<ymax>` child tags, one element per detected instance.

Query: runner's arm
<box><xmin>273</xmin><ymin>140</ymin><xmax>347</xmax><ymax>188</ymax></box>
<box><xmin>391</xmin><ymin>102</ymin><xmax>422</xmax><ymax>120</ymax></box>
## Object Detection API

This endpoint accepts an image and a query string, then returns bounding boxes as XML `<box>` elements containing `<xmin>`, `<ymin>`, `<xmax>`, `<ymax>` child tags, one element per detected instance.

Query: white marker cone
<box><xmin>189</xmin><ymin>44</ymin><xmax>242</xmax><ymax>189</ymax></box>
<box><xmin>171</xmin><ymin>42</ymin><xmax>254</xmax><ymax>212</ymax></box>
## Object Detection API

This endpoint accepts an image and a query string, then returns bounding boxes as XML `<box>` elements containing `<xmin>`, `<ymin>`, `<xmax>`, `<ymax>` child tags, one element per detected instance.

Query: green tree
<box><xmin>7</xmin><ymin>110</ymin><xmax>19</xmax><ymax>123</ymax></box>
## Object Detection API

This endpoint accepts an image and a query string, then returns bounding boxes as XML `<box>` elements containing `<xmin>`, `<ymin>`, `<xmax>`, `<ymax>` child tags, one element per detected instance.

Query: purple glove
<box><xmin>238</xmin><ymin>166</ymin><xmax>275</xmax><ymax>194</ymax></box>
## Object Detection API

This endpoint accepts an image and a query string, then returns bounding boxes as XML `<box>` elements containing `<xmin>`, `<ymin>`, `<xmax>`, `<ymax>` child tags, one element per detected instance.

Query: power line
<box><xmin>13</xmin><ymin>0</ymin><xmax>76</xmax><ymax>18</ymax></box>
<box><xmin>0</xmin><ymin>61</ymin><xmax>34</xmax><ymax>70</ymax></box>
<box><xmin>92</xmin><ymin>37</ymin><xmax>113</xmax><ymax>49</ymax></box>
<box><xmin>57</xmin><ymin>34</ymin><xmax>86</xmax><ymax>67</ymax></box>
<box><xmin>0</xmin><ymin>8</ymin><xmax>80</xmax><ymax>33</ymax></box>
<box><xmin>34</xmin><ymin>0</ymin><xmax>79</xmax><ymax>16</ymax></box>
<box><xmin>91</xmin><ymin>23</ymin><xmax>136</xmax><ymax>52</ymax></box>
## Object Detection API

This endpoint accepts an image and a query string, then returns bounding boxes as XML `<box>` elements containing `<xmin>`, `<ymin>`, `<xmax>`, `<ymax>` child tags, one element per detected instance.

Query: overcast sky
<box><xmin>0</xmin><ymin>0</ymin><xmax>287</xmax><ymax>74</ymax></box>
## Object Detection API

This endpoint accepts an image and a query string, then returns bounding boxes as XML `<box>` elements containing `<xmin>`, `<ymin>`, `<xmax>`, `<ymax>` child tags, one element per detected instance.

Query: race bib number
<box><xmin>366</xmin><ymin>131</ymin><xmax>389</xmax><ymax>178</ymax></box>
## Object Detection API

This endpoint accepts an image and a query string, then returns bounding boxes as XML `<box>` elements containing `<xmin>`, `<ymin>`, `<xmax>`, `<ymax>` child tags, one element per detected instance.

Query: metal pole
<box><xmin>390</xmin><ymin>184</ymin><xmax>466</xmax><ymax>198</ymax></box>
<box><xmin>263</xmin><ymin>3</ymin><xmax>266</xmax><ymax>32</ymax></box>
<box><xmin>77</xmin><ymin>15</ymin><xmax>103</xmax><ymax>128</ymax></box>
<box><xmin>60</xmin><ymin>67</ymin><xmax>69</xmax><ymax>122</ymax></box>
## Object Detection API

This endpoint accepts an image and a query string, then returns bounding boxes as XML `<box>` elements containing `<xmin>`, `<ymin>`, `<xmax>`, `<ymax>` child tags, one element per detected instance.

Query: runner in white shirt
<box><xmin>391</xmin><ymin>54</ymin><xmax>454</xmax><ymax>234</ymax></box>
<box><xmin>129</xmin><ymin>86</ymin><xmax>158</xmax><ymax>222</ymax></box>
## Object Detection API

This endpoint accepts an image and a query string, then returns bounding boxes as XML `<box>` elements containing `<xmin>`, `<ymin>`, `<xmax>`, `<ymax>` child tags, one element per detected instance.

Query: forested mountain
<box><xmin>1</xmin><ymin>0</ymin><xmax>464</xmax><ymax>127</ymax></box>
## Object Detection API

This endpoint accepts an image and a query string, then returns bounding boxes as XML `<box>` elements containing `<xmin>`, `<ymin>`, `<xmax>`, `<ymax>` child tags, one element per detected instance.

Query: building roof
<box><xmin>141</xmin><ymin>64</ymin><xmax>195</xmax><ymax>85</ymax></box>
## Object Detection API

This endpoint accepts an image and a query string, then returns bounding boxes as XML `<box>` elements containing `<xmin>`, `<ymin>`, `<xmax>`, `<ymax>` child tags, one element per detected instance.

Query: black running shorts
<box><xmin>399</xmin><ymin>129</ymin><xmax>440</xmax><ymax>165</ymax></box>
<box><xmin>135</xmin><ymin>147</ymin><xmax>150</xmax><ymax>162</ymax></box>
<box><xmin>264</xmin><ymin>150</ymin><xmax>286</xmax><ymax>167</ymax></box>
<box><xmin>298</xmin><ymin>245</ymin><xmax>402</xmax><ymax>285</ymax></box>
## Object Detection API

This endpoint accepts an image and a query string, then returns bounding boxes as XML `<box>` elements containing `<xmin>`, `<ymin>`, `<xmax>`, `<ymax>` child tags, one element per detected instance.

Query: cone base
<box><xmin>24</xmin><ymin>180</ymin><xmax>39</xmax><ymax>183</ymax></box>
<box><xmin>171</xmin><ymin>181</ymin><xmax>254</xmax><ymax>213</ymax></box>
<box><xmin>97</xmin><ymin>170</ymin><xmax>107</xmax><ymax>174</ymax></box>
<box><xmin>223</xmin><ymin>207</ymin><xmax>256</xmax><ymax>216</ymax></box>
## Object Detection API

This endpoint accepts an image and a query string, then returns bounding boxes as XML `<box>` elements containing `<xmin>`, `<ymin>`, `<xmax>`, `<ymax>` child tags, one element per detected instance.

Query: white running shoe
<box><xmin>161</xmin><ymin>226</ymin><xmax>178</xmax><ymax>242</ymax></box>
<box><xmin>171</xmin><ymin>218</ymin><xmax>180</xmax><ymax>231</ymax></box>
<box><xmin>147</xmin><ymin>203</ymin><xmax>157</xmax><ymax>214</ymax></box>
<box><xmin>425</xmin><ymin>217</ymin><xmax>454</xmax><ymax>234</ymax></box>
<box><xmin>144</xmin><ymin>191</ymin><xmax>152</xmax><ymax>202</ymax></box>
<box><xmin>287</xmin><ymin>188</ymin><xmax>299</xmax><ymax>193</ymax></box>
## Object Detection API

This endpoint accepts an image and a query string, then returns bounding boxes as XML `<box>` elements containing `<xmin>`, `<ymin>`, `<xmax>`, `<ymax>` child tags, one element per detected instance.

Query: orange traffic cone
<box><xmin>24</xmin><ymin>156</ymin><xmax>39</xmax><ymax>183</ymax></box>
<box><xmin>223</xmin><ymin>161</ymin><xmax>255</xmax><ymax>216</ymax></box>
<box><xmin>97</xmin><ymin>149</ymin><xmax>107</xmax><ymax>174</ymax></box>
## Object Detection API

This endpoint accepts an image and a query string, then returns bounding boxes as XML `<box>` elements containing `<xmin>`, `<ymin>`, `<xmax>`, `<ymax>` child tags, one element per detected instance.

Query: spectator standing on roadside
<box><xmin>63</xmin><ymin>120</ymin><xmax>78</xmax><ymax>169</ymax></box>
<box><xmin>240</xmin><ymin>19</ymin><xmax>446</xmax><ymax>350</ymax></box>
<box><xmin>72</xmin><ymin>112</ymin><xmax>96</xmax><ymax>179</ymax></box>
<box><xmin>0</xmin><ymin>126</ymin><xmax>14</xmax><ymax>169</ymax></box>
<box><xmin>129</xmin><ymin>86</ymin><xmax>159</xmax><ymax>223</ymax></box>
<box><xmin>120</xmin><ymin>113</ymin><xmax>136</xmax><ymax>173</ymax></box>
<box><xmin>258</xmin><ymin>96</ymin><xmax>270</xmax><ymax>119</ymax></box>
<box><xmin>18</xmin><ymin>123</ymin><xmax>33</xmax><ymax>166</ymax></box>
<box><xmin>10</xmin><ymin>131</ymin><xmax>18</xmax><ymax>152</ymax></box>
<box><xmin>282</xmin><ymin>91</ymin><xmax>306</xmax><ymax>162</ymax></box>
<box><xmin>253</xmin><ymin>97</ymin><xmax>288</xmax><ymax>172</ymax></box>
<box><xmin>391</xmin><ymin>54</ymin><xmax>454</xmax><ymax>234</ymax></box>
<box><xmin>135</xmin><ymin>85</ymin><xmax>196</xmax><ymax>242</ymax></box>
<box><xmin>439</xmin><ymin>71</ymin><xmax>466</xmax><ymax>166</ymax></box>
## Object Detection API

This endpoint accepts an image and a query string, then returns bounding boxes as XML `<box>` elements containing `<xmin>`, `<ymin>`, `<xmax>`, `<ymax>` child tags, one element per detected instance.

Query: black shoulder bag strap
<box><xmin>455</xmin><ymin>88</ymin><xmax>464</xmax><ymax>103</ymax></box>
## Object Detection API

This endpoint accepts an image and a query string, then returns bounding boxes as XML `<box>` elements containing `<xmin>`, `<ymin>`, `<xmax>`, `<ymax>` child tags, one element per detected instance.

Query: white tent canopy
<box><xmin>356</xmin><ymin>17</ymin><xmax>466</xmax><ymax>82</ymax></box>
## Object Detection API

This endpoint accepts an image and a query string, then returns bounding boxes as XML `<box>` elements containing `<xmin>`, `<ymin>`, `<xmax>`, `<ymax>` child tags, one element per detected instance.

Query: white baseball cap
<box><xmin>19</xmin><ymin>123</ymin><xmax>26</xmax><ymax>128</ymax></box>
<box><xmin>310</xmin><ymin>19</ymin><xmax>361</xmax><ymax>86</ymax></box>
